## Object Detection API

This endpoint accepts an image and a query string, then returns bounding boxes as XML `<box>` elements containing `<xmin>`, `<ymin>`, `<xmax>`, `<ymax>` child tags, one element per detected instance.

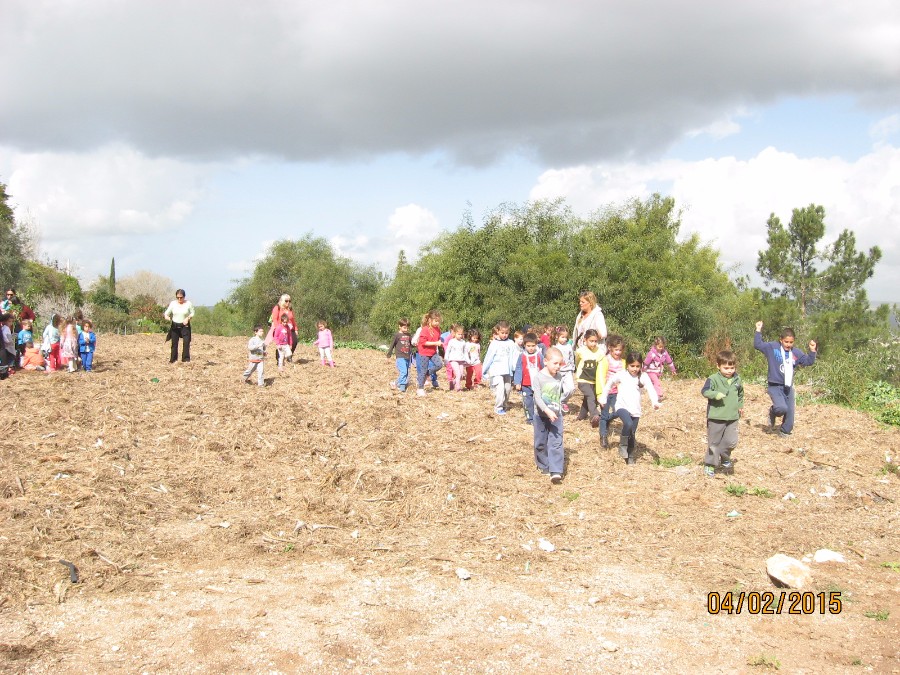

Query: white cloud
<box><xmin>2</xmin><ymin>143</ymin><xmax>211</xmax><ymax>239</ymax></box>
<box><xmin>226</xmin><ymin>239</ymin><xmax>276</xmax><ymax>275</ymax></box>
<box><xmin>2</xmin><ymin>2</ymin><xmax>899</xmax><ymax>165</ymax></box>
<box><xmin>531</xmin><ymin>145</ymin><xmax>900</xmax><ymax>301</ymax></box>
<box><xmin>871</xmin><ymin>114</ymin><xmax>900</xmax><ymax>144</ymax></box>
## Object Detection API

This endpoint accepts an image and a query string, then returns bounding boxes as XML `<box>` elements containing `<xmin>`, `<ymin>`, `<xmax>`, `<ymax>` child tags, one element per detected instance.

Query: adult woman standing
<box><xmin>267</xmin><ymin>294</ymin><xmax>298</xmax><ymax>353</ymax></box>
<box><xmin>164</xmin><ymin>289</ymin><xmax>195</xmax><ymax>363</ymax></box>
<box><xmin>572</xmin><ymin>290</ymin><xmax>608</xmax><ymax>351</ymax></box>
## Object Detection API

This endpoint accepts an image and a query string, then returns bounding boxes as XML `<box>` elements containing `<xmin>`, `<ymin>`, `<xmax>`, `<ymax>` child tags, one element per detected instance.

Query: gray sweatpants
<box><xmin>243</xmin><ymin>360</ymin><xmax>265</xmax><ymax>386</ymax></box>
<box><xmin>705</xmin><ymin>419</ymin><xmax>738</xmax><ymax>466</ymax></box>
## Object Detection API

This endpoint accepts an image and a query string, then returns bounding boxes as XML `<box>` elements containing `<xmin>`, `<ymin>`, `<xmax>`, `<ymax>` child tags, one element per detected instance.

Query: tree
<box><xmin>230</xmin><ymin>235</ymin><xmax>385</xmax><ymax>339</ymax></box>
<box><xmin>756</xmin><ymin>204</ymin><xmax>886</xmax><ymax>349</ymax></box>
<box><xmin>756</xmin><ymin>205</ymin><xmax>826</xmax><ymax>317</ymax></box>
<box><xmin>0</xmin><ymin>181</ymin><xmax>27</xmax><ymax>290</ymax></box>
<box><xmin>109</xmin><ymin>258</ymin><xmax>116</xmax><ymax>295</ymax></box>
<box><xmin>116</xmin><ymin>270</ymin><xmax>175</xmax><ymax>306</ymax></box>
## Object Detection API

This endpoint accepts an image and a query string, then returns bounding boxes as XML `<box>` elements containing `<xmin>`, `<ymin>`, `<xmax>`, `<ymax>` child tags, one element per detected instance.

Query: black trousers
<box><xmin>169</xmin><ymin>323</ymin><xmax>191</xmax><ymax>362</ymax></box>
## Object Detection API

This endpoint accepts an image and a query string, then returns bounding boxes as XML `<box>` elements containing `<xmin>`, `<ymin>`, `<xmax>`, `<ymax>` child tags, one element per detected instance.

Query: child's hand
<box><xmin>714</xmin><ymin>392</ymin><xmax>726</xmax><ymax>400</ymax></box>
<box><xmin>547</xmin><ymin>412</ymin><xmax>558</xmax><ymax>422</ymax></box>
<box><xmin>652</xmin><ymin>402</ymin><xmax>661</xmax><ymax>410</ymax></box>
<box><xmin>515</xmin><ymin>384</ymin><xmax>521</xmax><ymax>391</ymax></box>
<box><xmin>739</xmin><ymin>408</ymin><xmax>744</xmax><ymax>417</ymax></box>
<box><xmin>809</xmin><ymin>340</ymin><xmax>817</xmax><ymax>352</ymax></box>
<box><xmin>755</xmin><ymin>321</ymin><xmax>763</xmax><ymax>332</ymax></box>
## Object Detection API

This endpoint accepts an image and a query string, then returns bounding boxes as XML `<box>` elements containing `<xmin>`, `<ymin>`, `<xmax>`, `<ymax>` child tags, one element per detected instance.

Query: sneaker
<box><xmin>495</xmin><ymin>408</ymin><xmax>506</xmax><ymax>415</ymax></box>
<box><xmin>778</xmin><ymin>430</ymin><xmax>791</xmax><ymax>438</ymax></box>
<box><xmin>720</xmin><ymin>461</ymin><xmax>734</xmax><ymax>475</ymax></box>
<box><xmin>525</xmin><ymin>419</ymin><xmax>533</xmax><ymax>425</ymax></box>
<box><xmin>600</xmin><ymin>435</ymin><xmax>608</xmax><ymax>449</ymax></box>
<box><xmin>590</xmin><ymin>415</ymin><xmax>600</xmax><ymax>429</ymax></box>
<box><xmin>550</xmin><ymin>473</ymin><xmax>562</xmax><ymax>484</ymax></box>
<box><xmin>561</xmin><ymin>404</ymin><xmax>570</xmax><ymax>413</ymax></box>
<box><xmin>417</xmin><ymin>389</ymin><xmax>426</xmax><ymax>397</ymax></box>
<box><xmin>537</xmin><ymin>467</ymin><xmax>550</xmax><ymax>475</ymax></box>
<box><xmin>626</xmin><ymin>456</ymin><xmax>636</xmax><ymax>465</ymax></box>
<box><xmin>704</xmin><ymin>465</ymin><xmax>716</xmax><ymax>477</ymax></box>
<box><xmin>767</xmin><ymin>409</ymin><xmax>777</xmax><ymax>432</ymax></box>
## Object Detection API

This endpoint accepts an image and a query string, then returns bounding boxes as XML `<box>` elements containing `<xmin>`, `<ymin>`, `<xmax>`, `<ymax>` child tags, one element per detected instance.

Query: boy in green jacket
<box><xmin>701</xmin><ymin>350</ymin><xmax>744</xmax><ymax>477</ymax></box>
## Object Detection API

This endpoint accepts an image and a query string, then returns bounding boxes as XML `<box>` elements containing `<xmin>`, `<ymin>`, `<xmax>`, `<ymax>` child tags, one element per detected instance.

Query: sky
<box><xmin>1</xmin><ymin>1</ymin><xmax>899</xmax><ymax>306</ymax></box>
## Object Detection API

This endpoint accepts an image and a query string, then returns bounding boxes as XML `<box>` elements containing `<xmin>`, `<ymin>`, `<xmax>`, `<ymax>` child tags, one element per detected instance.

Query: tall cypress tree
<box><xmin>109</xmin><ymin>257</ymin><xmax>116</xmax><ymax>295</ymax></box>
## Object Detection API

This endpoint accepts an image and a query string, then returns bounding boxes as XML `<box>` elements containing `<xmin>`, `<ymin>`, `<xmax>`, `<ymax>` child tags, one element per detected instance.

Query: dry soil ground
<box><xmin>1</xmin><ymin>334</ymin><xmax>898</xmax><ymax>674</ymax></box>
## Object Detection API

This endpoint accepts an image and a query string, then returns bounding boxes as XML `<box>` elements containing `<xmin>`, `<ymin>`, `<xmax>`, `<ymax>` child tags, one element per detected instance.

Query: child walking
<box><xmin>598</xmin><ymin>335</ymin><xmax>625</xmax><ymax>447</ymax></box>
<box><xmin>272</xmin><ymin>313</ymin><xmax>293</xmax><ymax>373</ymax></box>
<box><xmin>78</xmin><ymin>320</ymin><xmax>97</xmax><ymax>372</ymax></box>
<box><xmin>754</xmin><ymin>321</ymin><xmax>816</xmax><ymax>437</ymax></box>
<box><xmin>644</xmin><ymin>336</ymin><xmax>677</xmax><ymax>400</ymax></box>
<box><xmin>532</xmin><ymin>347</ymin><xmax>566</xmax><ymax>483</ymax></box>
<box><xmin>574</xmin><ymin>329</ymin><xmax>603</xmax><ymax>426</ymax></box>
<box><xmin>464</xmin><ymin>329</ymin><xmax>483</xmax><ymax>389</ymax></box>
<box><xmin>599</xmin><ymin>351</ymin><xmax>660</xmax><ymax>465</ymax></box>
<box><xmin>386</xmin><ymin>318</ymin><xmax>413</xmax><ymax>392</ymax></box>
<box><xmin>242</xmin><ymin>325</ymin><xmax>267</xmax><ymax>386</ymax></box>
<box><xmin>513</xmin><ymin>332</ymin><xmax>544</xmax><ymax>423</ymax></box>
<box><xmin>415</xmin><ymin>310</ymin><xmax>444</xmax><ymax>396</ymax></box>
<box><xmin>553</xmin><ymin>325</ymin><xmax>576</xmax><ymax>411</ymax></box>
<box><xmin>314</xmin><ymin>320</ymin><xmax>335</xmax><ymax>367</ymax></box>
<box><xmin>701</xmin><ymin>350</ymin><xmax>744</xmax><ymax>476</ymax></box>
<box><xmin>444</xmin><ymin>324</ymin><xmax>468</xmax><ymax>391</ymax></box>
<box><xmin>482</xmin><ymin>320</ymin><xmax>519</xmax><ymax>415</ymax></box>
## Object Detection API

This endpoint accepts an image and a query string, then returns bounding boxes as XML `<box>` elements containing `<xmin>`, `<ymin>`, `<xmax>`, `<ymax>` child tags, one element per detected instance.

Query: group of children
<box><xmin>0</xmin><ymin>312</ymin><xmax>97</xmax><ymax>379</ymax></box>
<box><xmin>384</xmin><ymin>311</ymin><xmax>818</xmax><ymax>484</ymax></box>
<box><xmin>242</xmin><ymin>319</ymin><xmax>336</xmax><ymax>386</ymax></box>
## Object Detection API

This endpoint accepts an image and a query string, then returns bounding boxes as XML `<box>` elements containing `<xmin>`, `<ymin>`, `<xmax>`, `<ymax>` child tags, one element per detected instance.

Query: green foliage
<box><xmin>863</xmin><ymin>610</ymin><xmax>889</xmax><ymax>621</ymax></box>
<box><xmin>724</xmin><ymin>483</ymin><xmax>747</xmax><ymax>497</ymax></box>
<box><xmin>0</xmin><ymin>181</ymin><xmax>27</xmax><ymax>289</ymax></box>
<box><xmin>749</xmin><ymin>487</ymin><xmax>775</xmax><ymax>498</ymax></box>
<box><xmin>230</xmin><ymin>235</ymin><xmax>384</xmax><ymax>340</ymax></box>
<box><xmin>109</xmin><ymin>257</ymin><xmax>116</xmax><ymax>295</ymax></box>
<box><xmin>653</xmin><ymin>456</ymin><xmax>693</xmax><ymax>468</ymax></box>
<box><xmin>747</xmin><ymin>653</ymin><xmax>780</xmax><ymax>669</ymax></box>
<box><xmin>21</xmin><ymin>260</ymin><xmax>84</xmax><ymax>306</ymax></box>
<box><xmin>192</xmin><ymin>301</ymin><xmax>246</xmax><ymax>337</ymax></box>
<box><xmin>370</xmin><ymin>196</ymin><xmax>734</xmax><ymax>353</ymax></box>
<box><xmin>756</xmin><ymin>203</ymin><xmax>887</xmax><ymax>351</ymax></box>
<box><xmin>128</xmin><ymin>294</ymin><xmax>166</xmax><ymax>333</ymax></box>
<box><xmin>90</xmin><ymin>288</ymin><xmax>131</xmax><ymax>314</ymax></box>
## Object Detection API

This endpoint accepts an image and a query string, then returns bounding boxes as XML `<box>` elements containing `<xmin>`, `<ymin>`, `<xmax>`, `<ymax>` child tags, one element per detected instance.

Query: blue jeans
<box><xmin>612</xmin><ymin>409</ymin><xmax>640</xmax><ymax>458</ymax></box>
<box><xmin>80</xmin><ymin>351</ymin><xmax>94</xmax><ymax>371</ymax></box>
<box><xmin>767</xmin><ymin>383</ymin><xmax>796</xmax><ymax>433</ymax></box>
<box><xmin>395</xmin><ymin>357</ymin><xmax>411</xmax><ymax>391</ymax></box>
<box><xmin>416</xmin><ymin>353</ymin><xmax>443</xmax><ymax>389</ymax></box>
<box><xmin>600</xmin><ymin>392</ymin><xmax>618</xmax><ymax>435</ymax></box>
<box><xmin>534</xmin><ymin>412</ymin><xmax>564</xmax><ymax>474</ymax></box>
<box><xmin>522</xmin><ymin>385</ymin><xmax>535</xmax><ymax>421</ymax></box>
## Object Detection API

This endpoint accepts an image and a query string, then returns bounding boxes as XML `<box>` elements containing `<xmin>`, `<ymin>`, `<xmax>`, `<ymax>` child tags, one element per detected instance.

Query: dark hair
<box><xmin>254</xmin><ymin>324</ymin><xmax>265</xmax><ymax>332</ymax></box>
<box><xmin>607</xmin><ymin>334</ymin><xmax>624</xmax><ymax>349</ymax></box>
<box><xmin>583</xmin><ymin>328</ymin><xmax>600</xmax><ymax>341</ymax></box>
<box><xmin>625</xmin><ymin>351</ymin><xmax>643</xmax><ymax>366</ymax></box>
<box><xmin>523</xmin><ymin>332</ymin><xmax>539</xmax><ymax>345</ymax></box>
<box><xmin>780</xmin><ymin>327</ymin><xmax>796</xmax><ymax>339</ymax></box>
<box><xmin>175</xmin><ymin>289</ymin><xmax>186</xmax><ymax>298</ymax></box>
<box><xmin>653</xmin><ymin>336</ymin><xmax>667</xmax><ymax>348</ymax></box>
<box><xmin>466</xmin><ymin>328</ymin><xmax>481</xmax><ymax>342</ymax></box>
<box><xmin>398</xmin><ymin>317</ymin><xmax>410</xmax><ymax>327</ymax></box>
<box><xmin>280</xmin><ymin>313</ymin><xmax>289</xmax><ymax>321</ymax></box>
<box><xmin>494</xmin><ymin>320</ymin><xmax>510</xmax><ymax>331</ymax></box>
<box><xmin>717</xmin><ymin>350</ymin><xmax>736</xmax><ymax>366</ymax></box>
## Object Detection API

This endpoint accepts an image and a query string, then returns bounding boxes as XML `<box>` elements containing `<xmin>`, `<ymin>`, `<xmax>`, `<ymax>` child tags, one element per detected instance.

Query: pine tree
<box><xmin>109</xmin><ymin>257</ymin><xmax>116</xmax><ymax>295</ymax></box>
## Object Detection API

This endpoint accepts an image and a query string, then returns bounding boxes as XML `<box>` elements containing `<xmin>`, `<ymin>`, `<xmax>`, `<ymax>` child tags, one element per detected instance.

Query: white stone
<box><xmin>538</xmin><ymin>538</ymin><xmax>556</xmax><ymax>552</ymax></box>
<box><xmin>813</xmin><ymin>549</ymin><xmax>846</xmax><ymax>564</ymax></box>
<box><xmin>782</xmin><ymin>492</ymin><xmax>796</xmax><ymax>501</ymax></box>
<box><xmin>766</xmin><ymin>553</ymin><xmax>812</xmax><ymax>589</ymax></box>
<box><xmin>455</xmin><ymin>568</ymin><xmax>471</xmax><ymax>580</ymax></box>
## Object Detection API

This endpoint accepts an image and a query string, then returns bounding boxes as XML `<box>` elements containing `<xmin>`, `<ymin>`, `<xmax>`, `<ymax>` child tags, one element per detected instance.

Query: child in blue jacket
<box><xmin>753</xmin><ymin>321</ymin><xmax>816</xmax><ymax>437</ymax></box>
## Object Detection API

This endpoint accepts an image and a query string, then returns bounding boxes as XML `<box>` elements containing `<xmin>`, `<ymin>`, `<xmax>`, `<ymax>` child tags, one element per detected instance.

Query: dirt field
<box><xmin>1</xmin><ymin>334</ymin><xmax>898</xmax><ymax>673</ymax></box>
